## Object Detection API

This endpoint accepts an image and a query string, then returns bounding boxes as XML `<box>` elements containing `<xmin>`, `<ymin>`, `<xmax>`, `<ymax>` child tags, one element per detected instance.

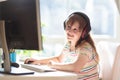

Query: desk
<box><xmin>0</xmin><ymin>69</ymin><xmax>78</xmax><ymax>80</ymax></box>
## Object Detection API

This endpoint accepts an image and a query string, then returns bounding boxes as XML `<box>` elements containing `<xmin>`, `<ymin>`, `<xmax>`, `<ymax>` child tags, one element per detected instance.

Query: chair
<box><xmin>96</xmin><ymin>41</ymin><xmax>120</xmax><ymax>80</ymax></box>
<box><xmin>111</xmin><ymin>45</ymin><xmax>120</xmax><ymax>80</ymax></box>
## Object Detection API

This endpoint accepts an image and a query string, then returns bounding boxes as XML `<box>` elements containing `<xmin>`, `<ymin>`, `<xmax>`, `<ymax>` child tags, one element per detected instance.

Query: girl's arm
<box><xmin>48</xmin><ymin>50</ymin><xmax>90</xmax><ymax>73</ymax></box>
<box><xmin>24</xmin><ymin>52</ymin><xmax>64</xmax><ymax>65</ymax></box>
<box><xmin>24</xmin><ymin>56</ymin><xmax>60</xmax><ymax>65</ymax></box>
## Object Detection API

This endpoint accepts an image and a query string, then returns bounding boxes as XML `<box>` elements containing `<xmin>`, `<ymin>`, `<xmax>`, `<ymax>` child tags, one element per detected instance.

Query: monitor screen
<box><xmin>0</xmin><ymin>0</ymin><xmax>43</xmax><ymax>50</ymax></box>
<box><xmin>0</xmin><ymin>0</ymin><xmax>43</xmax><ymax>74</ymax></box>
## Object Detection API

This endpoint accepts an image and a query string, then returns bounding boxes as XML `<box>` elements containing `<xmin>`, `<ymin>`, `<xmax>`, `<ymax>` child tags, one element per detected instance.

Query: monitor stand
<box><xmin>0</xmin><ymin>20</ymin><xmax>34</xmax><ymax>75</ymax></box>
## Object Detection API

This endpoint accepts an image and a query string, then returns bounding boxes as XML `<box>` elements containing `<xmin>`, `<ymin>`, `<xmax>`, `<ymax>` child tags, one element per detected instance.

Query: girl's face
<box><xmin>65</xmin><ymin>21</ymin><xmax>82</xmax><ymax>44</ymax></box>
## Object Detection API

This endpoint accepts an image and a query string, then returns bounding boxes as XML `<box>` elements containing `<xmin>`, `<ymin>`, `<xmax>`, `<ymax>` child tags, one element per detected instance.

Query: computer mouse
<box><xmin>1</xmin><ymin>62</ymin><xmax>19</xmax><ymax>68</ymax></box>
<box><xmin>11</xmin><ymin>62</ymin><xmax>19</xmax><ymax>68</ymax></box>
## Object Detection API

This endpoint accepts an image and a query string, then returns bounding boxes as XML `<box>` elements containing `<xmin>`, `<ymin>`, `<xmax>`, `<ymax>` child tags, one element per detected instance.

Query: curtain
<box><xmin>115</xmin><ymin>0</ymin><xmax>120</xmax><ymax>14</ymax></box>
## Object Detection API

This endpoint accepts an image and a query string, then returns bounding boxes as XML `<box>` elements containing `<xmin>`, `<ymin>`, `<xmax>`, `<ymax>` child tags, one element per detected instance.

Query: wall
<box><xmin>116</xmin><ymin>15</ymin><xmax>120</xmax><ymax>42</ymax></box>
<box><xmin>114</xmin><ymin>0</ymin><xmax>120</xmax><ymax>42</ymax></box>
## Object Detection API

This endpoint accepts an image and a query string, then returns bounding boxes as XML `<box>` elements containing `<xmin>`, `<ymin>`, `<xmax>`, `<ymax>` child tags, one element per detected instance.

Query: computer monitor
<box><xmin>0</xmin><ymin>0</ymin><xmax>43</xmax><ymax>74</ymax></box>
<box><xmin>0</xmin><ymin>0</ymin><xmax>43</xmax><ymax>50</ymax></box>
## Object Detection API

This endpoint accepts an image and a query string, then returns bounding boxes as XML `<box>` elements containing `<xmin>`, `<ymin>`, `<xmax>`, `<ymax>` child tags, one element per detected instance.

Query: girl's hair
<box><xmin>64</xmin><ymin>12</ymin><xmax>91</xmax><ymax>46</ymax></box>
<box><xmin>64</xmin><ymin>12</ymin><xmax>99</xmax><ymax>62</ymax></box>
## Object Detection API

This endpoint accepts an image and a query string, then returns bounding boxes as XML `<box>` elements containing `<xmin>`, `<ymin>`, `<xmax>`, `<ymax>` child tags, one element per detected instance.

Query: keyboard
<box><xmin>21</xmin><ymin>64</ymin><xmax>56</xmax><ymax>73</ymax></box>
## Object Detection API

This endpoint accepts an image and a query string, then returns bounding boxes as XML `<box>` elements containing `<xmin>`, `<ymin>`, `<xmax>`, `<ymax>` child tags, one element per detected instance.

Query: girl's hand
<box><xmin>24</xmin><ymin>58</ymin><xmax>37</xmax><ymax>64</ymax></box>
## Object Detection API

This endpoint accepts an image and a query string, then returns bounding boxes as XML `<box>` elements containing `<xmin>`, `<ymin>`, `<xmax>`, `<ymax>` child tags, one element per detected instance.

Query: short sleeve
<box><xmin>77</xmin><ymin>43</ymin><xmax>95</xmax><ymax>61</ymax></box>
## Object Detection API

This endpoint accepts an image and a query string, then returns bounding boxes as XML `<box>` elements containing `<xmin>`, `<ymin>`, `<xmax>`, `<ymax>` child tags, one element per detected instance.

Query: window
<box><xmin>40</xmin><ymin>0</ymin><xmax>117</xmax><ymax>37</ymax></box>
<box><xmin>40</xmin><ymin>0</ymin><xmax>118</xmax><ymax>56</ymax></box>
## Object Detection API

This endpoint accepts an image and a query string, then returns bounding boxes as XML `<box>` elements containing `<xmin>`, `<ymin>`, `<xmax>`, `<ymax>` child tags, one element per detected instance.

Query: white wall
<box><xmin>116</xmin><ymin>15</ymin><xmax>120</xmax><ymax>42</ymax></box>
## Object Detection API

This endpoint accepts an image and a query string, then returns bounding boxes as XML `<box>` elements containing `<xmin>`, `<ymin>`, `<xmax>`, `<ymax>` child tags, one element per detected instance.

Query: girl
<box><xmin>25</xmin><ymin>12</ymin><xmax>99</xmax><ymax>80</ymax></box>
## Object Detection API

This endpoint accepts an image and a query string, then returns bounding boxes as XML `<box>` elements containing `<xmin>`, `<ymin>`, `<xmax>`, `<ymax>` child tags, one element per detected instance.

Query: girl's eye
<box><xmin>73</xmin><ymin>28</ymin><xmax>77</xmax><ymax>31</ymax></box>
<box><xmin>66</xmin><ymin>26</ymin><xmax>71</xmax><ymax>30</ymax></box>
<box><xmin>68</xmin><ymin>26</ymin><xmax>71</xmax><ymax>29</ymax></box>
<box><xmin>73</xmin><ymin>28</ymin><xmax>80</xmax><ymax>33</ymax></box>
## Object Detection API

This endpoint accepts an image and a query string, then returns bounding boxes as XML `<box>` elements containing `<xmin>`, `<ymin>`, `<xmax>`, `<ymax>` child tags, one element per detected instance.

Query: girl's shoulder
<box><xmin>77</xmin><ymin>41</ymin><xmax>92</xmax><ymax>50</ymax></box>
<box><xmin>76</xmin><ymin>41</ymin><xmax>94</xmax><ymax>55</ymax></box>
<box><xmin>76</xmin><ymin>41</ymin><xmax>96</xmax><ymax>59</ymax></box>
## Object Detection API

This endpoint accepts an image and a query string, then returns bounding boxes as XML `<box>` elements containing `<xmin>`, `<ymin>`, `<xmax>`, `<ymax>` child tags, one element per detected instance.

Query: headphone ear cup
<box><xmin>81</xmin><ymin>25</ymin><xmax>91</xmax><ymax>39</ymax></box>
<box><xmin>63</xmin><ymin>21</ymin><xmax>66</xmax><ymax>30</ymax></box>
<box><xmin>81</xmin><ymin>27</ymin><xmax>87</xmax><ymax>39</ymax></box>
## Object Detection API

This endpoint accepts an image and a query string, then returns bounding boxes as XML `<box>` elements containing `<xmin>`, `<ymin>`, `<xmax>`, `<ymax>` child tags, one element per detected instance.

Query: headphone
<box><xmin>64</xmin><ymin>12</ymin><xmax>91</xmax><ymax>40</ymax></box>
